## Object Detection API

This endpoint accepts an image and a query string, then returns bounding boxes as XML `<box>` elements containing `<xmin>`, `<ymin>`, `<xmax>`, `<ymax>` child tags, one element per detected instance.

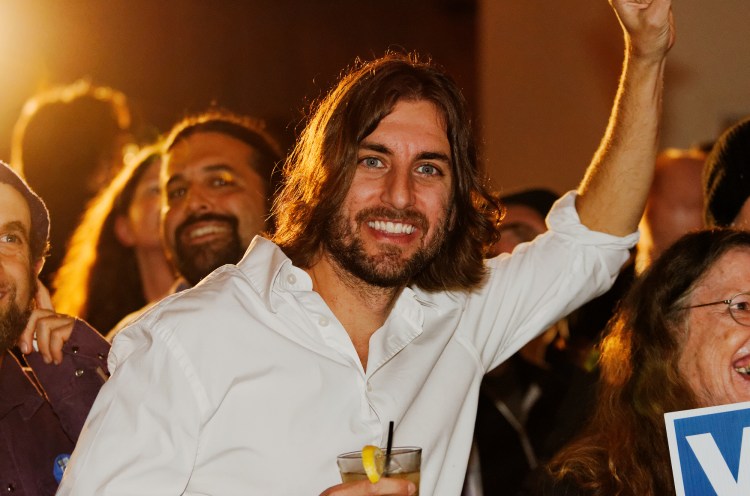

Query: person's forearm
<box><xmin>576</xmin><ymin>0</ymin><xmax>674</xmax><ymax>236</ymax></box>
<box><xmin>576</xmin><ymin>49</ymin><xmax>666</xmax><ymax>236</ymax></box>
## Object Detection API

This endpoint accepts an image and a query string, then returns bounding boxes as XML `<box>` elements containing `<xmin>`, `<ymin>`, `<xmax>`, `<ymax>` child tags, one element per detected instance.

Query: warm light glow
<box><xmin>0</xmin><ymin>1</ymin><xmax>51</xmax><ymax>152</ymax></box>
<box><xmin>0</xmin><ymin>2</ymin><xmax>30</xmax><ymax>75</ymax></box>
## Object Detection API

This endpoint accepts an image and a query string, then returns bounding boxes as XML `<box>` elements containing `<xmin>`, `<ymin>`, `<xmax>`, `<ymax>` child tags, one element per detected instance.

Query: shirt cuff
<box><xmin>546</xmin><ymin>191</ymin><xmax>640</xmax><ymax>248</ymax></box>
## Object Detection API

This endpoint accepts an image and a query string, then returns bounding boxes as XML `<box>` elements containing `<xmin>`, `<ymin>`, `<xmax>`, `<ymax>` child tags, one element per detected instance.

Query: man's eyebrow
<box><xmin>415</xmin><ymin>151</ymin><xmax>451</xmax><ymax>165</ymax></box>
<box><xmin>358</xmin><ymin>142</ymin><xmax>392</xmax><ymax>155</ymax></box>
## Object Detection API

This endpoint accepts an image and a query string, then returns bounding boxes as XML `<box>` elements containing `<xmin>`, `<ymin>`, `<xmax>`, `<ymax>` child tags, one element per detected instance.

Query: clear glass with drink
<box><xmin>337</xmin><ymin>446</ymin><xmax>421</xmax><ymax>495</ymax></box>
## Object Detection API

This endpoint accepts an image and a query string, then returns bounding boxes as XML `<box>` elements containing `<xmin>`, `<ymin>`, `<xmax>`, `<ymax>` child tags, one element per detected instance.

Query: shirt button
<box><xmin>6</xmin><ymin>483</ymin><xmax>15</xmax><ymax>492</ymax></box>
<box><xmin>74</xmin><ymin>369</ymin><xmax>85</xmax><ymax>377</ymax></box>
<box><xmin>366</xmin><ymin>383</ymin><xmax>373</xmax><ymax>393</ymax></box>
<box><xmin>318</xmin><ymin>316</ymin><xmax>329</xmax><ymax>326</ymax></box>
<box><xmin>97</xmin><ymin>353</ymin><xmax>106</xmax><ymax>360</ymax></box>
<box><xmin>286</xmin><ymin>274</ymin><xmax>297</xmax><ymax>285</ymax></box>
<box><xmin>71</xmin><ymin>346</ymin><xmax>79</xmax><ymax>354</ymax></box>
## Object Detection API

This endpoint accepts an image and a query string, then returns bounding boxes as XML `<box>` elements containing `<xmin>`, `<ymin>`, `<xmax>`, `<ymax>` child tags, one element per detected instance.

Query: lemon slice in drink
<box><xmin>361</xmin><ymin>445</ymin><xmax>385</xmax><ymax>483</ymax></box>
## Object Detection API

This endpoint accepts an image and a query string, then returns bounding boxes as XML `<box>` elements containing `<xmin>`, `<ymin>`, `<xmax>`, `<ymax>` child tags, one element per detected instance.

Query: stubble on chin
<box><xmin>173</xmin><ymin>235</ymin><xmax>244</xmax><ymax>286</ymax></box>
<box><xmin>324</xmin><ymin>208</ymin><xmax>447</xmax><ymax>288</ymax></box>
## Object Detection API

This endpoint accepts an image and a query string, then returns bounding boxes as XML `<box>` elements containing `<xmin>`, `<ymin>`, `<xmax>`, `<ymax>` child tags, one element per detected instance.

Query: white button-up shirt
<box><xmin>59</xmin><ymin>192</ymin><xmax>637</xmax><ymax>495</ymax></box>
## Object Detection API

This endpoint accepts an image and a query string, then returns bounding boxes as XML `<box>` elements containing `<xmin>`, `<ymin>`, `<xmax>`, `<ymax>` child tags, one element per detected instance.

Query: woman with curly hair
<box><xmin>533</xmin><ymin>229</ymin><xmax>750</xmax><ymax>495</ymax></box>
<box><xmin>52</xmin><ymin>143</ymin><xmax>174</xmax><ymax>334</ymax></box>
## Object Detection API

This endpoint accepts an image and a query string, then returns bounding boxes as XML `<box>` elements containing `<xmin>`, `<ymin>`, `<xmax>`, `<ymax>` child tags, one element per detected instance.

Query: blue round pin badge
<box><xmin>53</xmin><ymin>454</ymin><xmax>70</xmax><ymax>483</ymax></box>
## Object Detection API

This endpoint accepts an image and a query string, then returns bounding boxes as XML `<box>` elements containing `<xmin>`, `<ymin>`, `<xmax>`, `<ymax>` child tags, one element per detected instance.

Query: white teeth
<box><xmin>189</xmin><ymin>225</ymin><xmax>229</xmax><ymax>239</ymax></box>
<box><xmin>367</xmin><ymin>220</ymin><xmax>416</xmax><ymax>234</ymax></box>
<box><xmin>735</xmin><ymin>366</ymin><xmax>750</xmax><ymax>375</ymax></box>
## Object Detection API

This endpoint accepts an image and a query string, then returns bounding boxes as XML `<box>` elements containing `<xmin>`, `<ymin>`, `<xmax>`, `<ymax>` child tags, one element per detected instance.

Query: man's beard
<box><xmin>173</xmin><ymin>213</ymin><xmax>244</xmax><ymax>286</ymax></box>
<box><xmin>324</xmin><ymin>206</ymin><xmax>448</xmax><ymax>288</ymax></box>
<box><xmin>0</xmin><ymin>280</ymin><xmax>33</xmax><ymax>352</ymax></box>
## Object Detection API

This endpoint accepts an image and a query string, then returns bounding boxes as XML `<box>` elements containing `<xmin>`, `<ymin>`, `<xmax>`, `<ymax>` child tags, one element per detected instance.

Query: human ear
<box><xmin>114</xmin><ymin>215</ymin><xmax>136</xmax><ymax>247</ymax></box>
<box><xmin>33</xmin><ymin>258</ymin><xmax>44</xmax><ymax>276</ymax></box>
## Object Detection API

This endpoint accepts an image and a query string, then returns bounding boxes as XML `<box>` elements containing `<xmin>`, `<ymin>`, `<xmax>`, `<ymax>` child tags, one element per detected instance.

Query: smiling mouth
<box><xmin>181</xmin><ymin>223</ymin><xmax>232</xmax><ymax>244</ymax></box>
<box><xmin>367</xmin><ymin>220</ymin><xmax>416</xmax><ymax>235</ymax></box>
<box><xmin>734</xmin><ymin>352</ymin><xmax>750</xmax><ymax>376</ymax></box>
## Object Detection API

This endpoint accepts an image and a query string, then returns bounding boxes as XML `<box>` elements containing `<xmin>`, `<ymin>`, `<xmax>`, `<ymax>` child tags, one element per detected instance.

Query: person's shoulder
<box><xmin>107</xmin><ymin>305</ymin><xmax>150</xmax><ymax>341</ymax></box>
<box><xmin>149</xmin><ymin>266</ymin><xmax>253</xmax><ymax>323</ymax></box>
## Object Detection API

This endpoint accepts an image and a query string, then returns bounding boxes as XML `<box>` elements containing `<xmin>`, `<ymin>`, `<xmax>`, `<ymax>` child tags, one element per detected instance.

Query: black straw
<box><xmin>384</xmin><ymin>421</ymin><xmax>394</xmax><ymax>476</ymax></box>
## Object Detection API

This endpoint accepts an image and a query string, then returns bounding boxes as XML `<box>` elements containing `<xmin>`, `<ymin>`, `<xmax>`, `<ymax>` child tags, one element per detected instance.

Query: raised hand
<box><xmin>17</xmin><ymin>280</ymin><xmax>76</xmax><ymax>364</ymax></box>
<box><xmin>609</xmin><ymin>0</ymin><xmax>675</xmax><ymax>60</ymax></box>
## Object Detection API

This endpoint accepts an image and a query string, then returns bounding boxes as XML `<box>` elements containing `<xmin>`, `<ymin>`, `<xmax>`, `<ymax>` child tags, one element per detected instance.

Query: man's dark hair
<box><xmin>703</xmin><ymin>116</ymin><xmax>750</xmax><ymax>227</ymax></box>
<box><xmin>10</xmin><ymin>81</ymin><xmax>132</xmax><ymax>284</ymax></box>
<box><xmin>272</xmin><ymin>52</ymin><xmax>501</xmax><ymax>291</ymax></box>
<box><xmin>500</xmin><ymin>188</ymin><xmax>559</xmax><ymax>220</ymax></box>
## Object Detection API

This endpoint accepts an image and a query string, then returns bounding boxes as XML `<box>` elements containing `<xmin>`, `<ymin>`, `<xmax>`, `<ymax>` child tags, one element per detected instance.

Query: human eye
<box><xmin>730</xmin><ymin>293</ymin><xmax>750</xmax><ymax>312</ymax></box>
<box><xmin>0</xmin><ymin>233</ymin><xmax>20</xmax><ymax>244</ymax></box>
<box><xmin>416</xmin><ymin>163</ymin><xmax>442</xmax><ymax>176</ymax></box>
<box><xmin>166</xmin><ymin>185</ymin><xmax>187</xmax><ymax>201</ymax></box>
<box><xmin>0</xmin><ymin>231</ymin><xmax>26</xmax><ymax>254</ymax></box>
<box><xmin>359</xmin><ymin>157</ymin><xmax>383</xmax><ymax>169</ymax></box>
<box><xmin>210</xmin><ymin>172</ymin><xmax>236</xmax><ymax>188</ymax></box>
<box><xmin>144</xmin><ymin>181</ymin><xmax>161</xmax><ymax>197</ymax></box>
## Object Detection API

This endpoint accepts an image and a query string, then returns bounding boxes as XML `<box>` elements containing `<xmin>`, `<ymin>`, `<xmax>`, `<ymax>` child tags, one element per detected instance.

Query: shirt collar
<box><xmin>0</xmin><ymin>351</ymin><xmax>45</xmax><ymax>419</ymax></box>
<box><xmin>237</xmin><ymin>236</ymin><xmax>307</xmax><ymax>313</ymax></box>
<box><xmin>236</xmin><ymin>236</ymin><xmax>464</xmax><ymax>316</ymax></box>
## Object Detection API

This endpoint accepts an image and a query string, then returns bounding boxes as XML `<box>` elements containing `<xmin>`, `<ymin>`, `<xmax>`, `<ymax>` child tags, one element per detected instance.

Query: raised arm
<box><xmin>575</xmin><ymin>0</ymin><xmax>675</xmax><ymax>235</ymax></box>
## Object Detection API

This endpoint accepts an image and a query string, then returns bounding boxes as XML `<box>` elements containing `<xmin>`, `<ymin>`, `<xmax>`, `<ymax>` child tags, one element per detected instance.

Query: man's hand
<box><xmin>320</xmin><ymin>478</ymin><xmax>416</xmax><ymax>496</ymax></box>
<box><xmin>610</xmin><ymin>0</ymin><xmax>674</xmax><ymax>60</ymax></box>
<box><xmin>17</xmin><ymin>280</ymin><xmax>76</xmax><ymax>364</ymax></box>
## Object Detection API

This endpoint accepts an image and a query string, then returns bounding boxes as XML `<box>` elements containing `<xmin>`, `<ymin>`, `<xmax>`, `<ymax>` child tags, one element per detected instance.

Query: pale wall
<box><xmin>479</xmin><ymin>1</ymin><xmax>750</xmax><ymax>195</ymax></box>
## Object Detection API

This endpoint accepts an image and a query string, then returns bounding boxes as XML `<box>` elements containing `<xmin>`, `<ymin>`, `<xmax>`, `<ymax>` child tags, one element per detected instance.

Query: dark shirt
<box><xmin>471</xmin><ymin>352</ymin><xmax>598</xmax><ymax>495</ymax></box>
<box><xmin>0</xmin><ymin>320</ymin><xmax>109</xmax><ymax>495</ymax></box>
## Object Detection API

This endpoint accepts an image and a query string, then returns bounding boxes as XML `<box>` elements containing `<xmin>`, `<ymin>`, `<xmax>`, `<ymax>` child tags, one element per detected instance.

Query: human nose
<box><xmin>381</xmin><ymin>168</ymin><xmax>415</xmax><ymax>210</ymax></box>
<box><xmin>185</xmin><ymin>185</ymin><xmax>213</xmax><ymax>213</ymax></box>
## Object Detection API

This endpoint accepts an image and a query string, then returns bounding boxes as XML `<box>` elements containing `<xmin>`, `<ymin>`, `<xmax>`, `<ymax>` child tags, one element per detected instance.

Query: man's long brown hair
<box><xmin>272</xmin><ymin>52</ymin><xmax>501</xmax><ymax>291</ymax></box>
<box><xmin>547</xmin><ymin>229</ymin><xmax>750</xmax><ymax>495</ymax></box>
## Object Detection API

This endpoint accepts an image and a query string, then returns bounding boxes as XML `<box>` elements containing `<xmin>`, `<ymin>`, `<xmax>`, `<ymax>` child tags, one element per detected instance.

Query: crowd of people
<box><xmin>2</xmin><ymin>0</ymin><xmax>749</xmax><ymax>494</ymax></box>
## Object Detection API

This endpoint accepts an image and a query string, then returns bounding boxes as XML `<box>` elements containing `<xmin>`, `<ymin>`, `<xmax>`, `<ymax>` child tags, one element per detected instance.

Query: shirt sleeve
<box><xmin>464</xmin><ymin>191</ymin><xmax>638</xmax><ymax>372</ymax></box>
<box><xmin>26</xmin><ymin>319</ymin><xmax>110</xmax><ymax>441</ymax></box>
<box><xmin>56</xmin><ymin>319</ymin><xmax>205</xmax><ymax>495</ymax></box>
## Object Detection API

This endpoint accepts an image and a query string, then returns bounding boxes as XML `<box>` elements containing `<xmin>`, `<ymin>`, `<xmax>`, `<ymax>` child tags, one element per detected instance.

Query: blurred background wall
<box><xmin>480</xmin><ymin>0</ymin><xmax>750</xmax><ymax>194</ymax></box>
<box><xmin>1</xmin><ymin>0</ymin><xmax>748</xmax><ymax>194</ymax></box>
